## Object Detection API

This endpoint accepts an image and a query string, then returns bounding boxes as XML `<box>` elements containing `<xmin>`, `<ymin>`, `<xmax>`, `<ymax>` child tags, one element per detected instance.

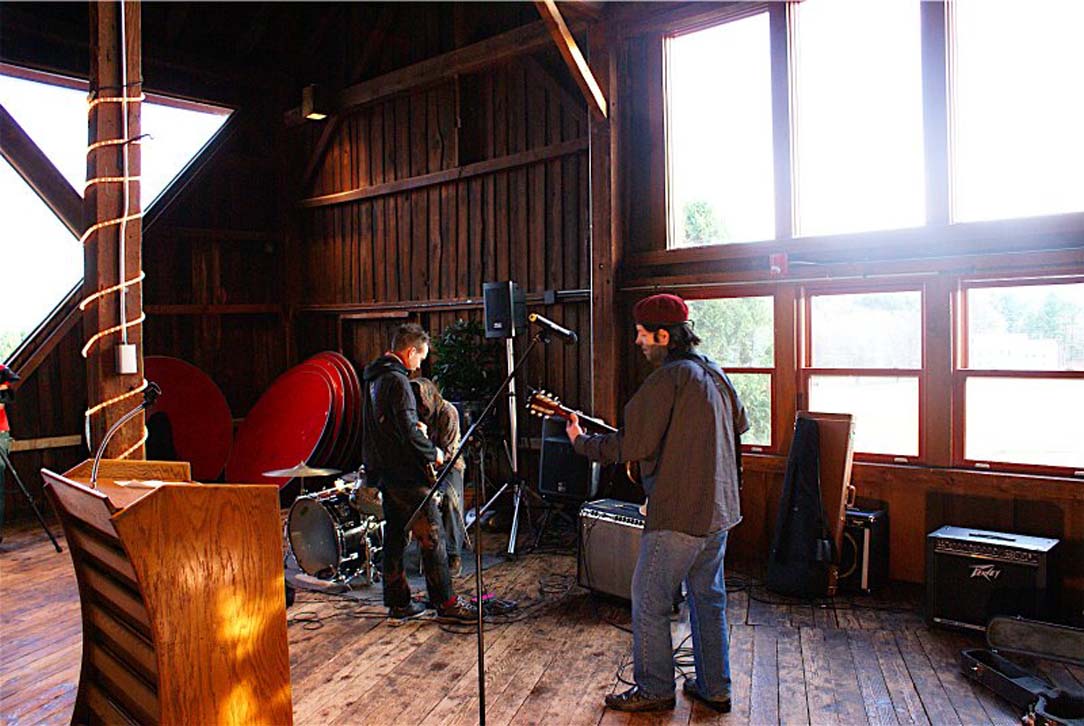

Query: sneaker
<box><xmin>682</xmin><ymin>678</ymin><xmax>731</xmax><ymax>713</ymax></box>
<box><xmin>448</xmin><ymin>555</ymin><xmax>463</xmax><ymax>577</ymax></box>
<box><xmin>437</xmin><ymin>595</ymin><xmax>478</xmax><ymax>621</ymax></box>
<box><xmin>388</xmin><ymin>601</ymin><xmax>426</xmax><ymax>620</ymax></box>
<box><xmin>604</xmin><ymin>686</ymin><xmax>675</xmax><ymax>713</ymax></box>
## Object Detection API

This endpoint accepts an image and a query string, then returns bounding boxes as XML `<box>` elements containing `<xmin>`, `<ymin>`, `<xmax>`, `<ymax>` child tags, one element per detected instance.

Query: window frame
<box><xmin>682</xmin><ymin>288</ymin><xmax>779</xmax><ymax>454</ymax></box>
<box><xmin>953</xmin><ymin>275</ymin><xmax>1084</xmax><ymax>476</ymax></box>
<box><xmin>642</xmin><ymin>0</ymin><xmax>1084</xmax><ymax>262</ymax></box>
<box><xmin>800</xmin><ymin>282</ymin><xmax>927</xmax><ymax>463</ymax></box>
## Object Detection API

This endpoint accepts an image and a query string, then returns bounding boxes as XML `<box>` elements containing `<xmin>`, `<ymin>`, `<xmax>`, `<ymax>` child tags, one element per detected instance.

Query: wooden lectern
<box><xmin>42</xmin><ymin>460</ymin><xmax>293</xmax><ymax>725</ymax></box>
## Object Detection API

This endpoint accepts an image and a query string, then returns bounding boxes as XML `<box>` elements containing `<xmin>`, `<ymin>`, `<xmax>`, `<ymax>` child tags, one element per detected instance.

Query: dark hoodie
<box><xmin>361</xmin><ymin>354</ymin><xmax>437</xmax><ymax>485</ymax></box>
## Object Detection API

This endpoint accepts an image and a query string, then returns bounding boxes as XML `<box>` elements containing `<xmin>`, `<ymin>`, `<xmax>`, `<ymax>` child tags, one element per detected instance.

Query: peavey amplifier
<box><xmin>838</xmin><ymin>507</ymin><xmax>889</xmax><ymax>595</ymax></box>
<box><xmin>926</xmin><ymin>526</ymin><xmax>1059</xmax><ymax>632</ymax></box>
<box><xmin>578</xmin><ymin>498</ymin><xmax>644</xmax><ymax>600</ymax></box>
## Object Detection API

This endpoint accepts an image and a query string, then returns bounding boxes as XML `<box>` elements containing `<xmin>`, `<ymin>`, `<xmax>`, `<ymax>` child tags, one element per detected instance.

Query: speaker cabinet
<box><xmin>838</xmin><ymin>507</ymin><xmax>889</xmax><ymax>595</ymax></box>
<box><xmin>483</xmin><ymin>281</ymin><xmax>526</xmax><ymax>339</ymax></box>
<box><xmin>578</xmin><ymin>499</ymin><xmax>644</xmax><ymax>600</ymax></box>
<box><xmin>538</xmin><ymin>416</ymin><xmax>599</xmax><ymax>501</ymax></box>
<box><xmin>926</xmin><ymin>526</ymin><xmax>1059</xmax><ymax>632</ymax></box>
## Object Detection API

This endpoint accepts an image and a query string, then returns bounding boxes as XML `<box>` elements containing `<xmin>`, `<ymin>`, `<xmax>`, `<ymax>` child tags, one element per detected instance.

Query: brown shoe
<box><xmin>437</xmin><ymin>595</ymin><xmax>478</xmax><ymax>621</ymax></box>
<box><xmin>683</xmin><ymin>678</ymin><xmax>731</xmax><ymax>713</ymax></box>
<box><xmin>604</xmin><ymin>686</ymin><xmax>676</xmax><ymax>712</ymax></box>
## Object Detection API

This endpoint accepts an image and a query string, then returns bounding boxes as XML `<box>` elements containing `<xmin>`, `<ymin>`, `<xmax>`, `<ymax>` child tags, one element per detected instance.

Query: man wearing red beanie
<box><xmin>566</xmin><ymin>293</ymin><xmax>748</xmax><ymax>713</ymax></box>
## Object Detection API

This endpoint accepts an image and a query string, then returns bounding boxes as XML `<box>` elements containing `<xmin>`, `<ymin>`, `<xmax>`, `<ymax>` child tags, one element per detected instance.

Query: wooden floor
<box><xmin>3</xmin><ymin>521</ymin><xmax>1081</xmax><ymax>725</ymax></box>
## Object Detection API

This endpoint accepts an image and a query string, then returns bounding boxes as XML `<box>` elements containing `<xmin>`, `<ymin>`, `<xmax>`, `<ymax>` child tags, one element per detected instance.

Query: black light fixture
<box><xmin>301</xmin><ymin>84</ymin><xmax>328</xmax><ymax>121</ymax></box>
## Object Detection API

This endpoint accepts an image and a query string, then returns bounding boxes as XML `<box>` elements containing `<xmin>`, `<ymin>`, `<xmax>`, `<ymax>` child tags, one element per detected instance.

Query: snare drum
<box><xmin>287</xmin><ymin>487</ymin><xmax>381</xmax><ymax>581</ymax></box>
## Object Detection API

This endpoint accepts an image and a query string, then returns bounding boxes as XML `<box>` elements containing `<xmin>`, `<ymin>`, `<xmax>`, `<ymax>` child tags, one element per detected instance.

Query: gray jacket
<box><xmin>574</xmin><ymin>352</ymin><xmax>748</xmax><ymax>536</ymax></box>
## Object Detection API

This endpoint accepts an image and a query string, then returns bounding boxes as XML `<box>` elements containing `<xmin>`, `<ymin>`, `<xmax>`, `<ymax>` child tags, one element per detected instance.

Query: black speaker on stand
<box><xmin>482</xmin><ymin>280</ymin><xmax>530</xmax><ymax>555</ymax></box>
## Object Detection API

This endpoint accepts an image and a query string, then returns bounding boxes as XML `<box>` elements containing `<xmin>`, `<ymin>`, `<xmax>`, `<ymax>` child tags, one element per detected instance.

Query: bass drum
<box><xmin>288</xmin><ymin>488</ymin><xmax>380</xmax><ymax>581</ymax></box>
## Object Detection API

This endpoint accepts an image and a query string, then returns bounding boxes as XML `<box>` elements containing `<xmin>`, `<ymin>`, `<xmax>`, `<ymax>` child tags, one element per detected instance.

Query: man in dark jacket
<box><xmin>0</xmin><ymin>363</ymin><xmax>19</xmax><ymax>543</ymax></box>
<box><xmin>361</xmin><ymin>323</ymin><xmax>475</xmax><ymax>621</ymax></box>
<box><xmin>566</xmin><ymin>294</ymin><xmax>748</xmax><ymax>713</ymax></box>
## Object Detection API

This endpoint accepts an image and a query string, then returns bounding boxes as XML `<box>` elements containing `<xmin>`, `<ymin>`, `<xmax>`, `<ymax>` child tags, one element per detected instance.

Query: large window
<box><xmin>950</xmin><ymin>0</ymin><xmax>1084</xmax><ymax>223</ymax></box>
<box><xmin>687</xmin><ymin>296</ymin><xmax>774</xmax><ymax>448</ymax></box>
<box><xmin>665</xmin><ymin>12</ymin><xmax>775</xmax><ymax>248</ymax></box>
<box><xmin>792</xmin><ymin>0</ymin><xmax>925</xmax><ymax>236</ymax></box>
<box><xmin>804</xmin><ymin>289</ymin><xmax>923</xmax><ymax>458</ymax></box>
<box><xmin>0</xmin><ymin>68</ymin><xmax>231</xmax><ymax>361</ymax></box>
<box><xmin>659</xmin><ymin>0</ymin><xmax>1083</xmax><ymax>253</ymax></box>
<box><xmin>960</xmin><ymin>280</ymin><xmax>1084</xmax><ymax>471</ymax></box>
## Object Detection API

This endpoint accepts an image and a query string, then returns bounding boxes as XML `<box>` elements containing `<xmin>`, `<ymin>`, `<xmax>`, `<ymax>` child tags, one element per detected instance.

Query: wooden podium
<box><xmin>42</xmin><ymin>460</ymin><xmax>292</xmax><ymax>725</ymax></box>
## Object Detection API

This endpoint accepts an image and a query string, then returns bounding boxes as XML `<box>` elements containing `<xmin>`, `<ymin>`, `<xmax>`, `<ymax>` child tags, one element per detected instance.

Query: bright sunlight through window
<box><xmin>793</xmin><ymin>0</ymin><xmax>925</xmax><ymax>237</ymax></box>
<box><xmin>950</xmin><ymin>0</ymin><xmax>1084</xmax><ymax>222</ymax></box>
<box><xmin>0</xmin><ymin>70</ymin><xmax>231</xmax><ymax>361</ymax></box>
<box><xmin>666</xmin><ymin>13</ymin><xmax>775</xmax><ymax>248</ymax></box>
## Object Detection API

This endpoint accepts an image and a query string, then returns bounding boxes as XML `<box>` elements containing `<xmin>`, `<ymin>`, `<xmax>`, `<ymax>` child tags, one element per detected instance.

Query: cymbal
<box><xmin>262</xmin><ymin>461</ymin><xmax>342</xmax><ymax>478</ymax></box>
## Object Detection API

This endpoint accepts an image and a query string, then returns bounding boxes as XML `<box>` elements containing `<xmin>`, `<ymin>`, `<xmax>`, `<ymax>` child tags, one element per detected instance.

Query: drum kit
<box><xmin>269</xmin><ymin>462</ymin><xmax>384</xmax><ymax>586</ymax></box>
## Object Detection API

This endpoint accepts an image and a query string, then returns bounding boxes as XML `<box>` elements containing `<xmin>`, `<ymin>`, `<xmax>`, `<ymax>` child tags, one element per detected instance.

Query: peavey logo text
<box><xmin>970</xmin><ymin>564</ymin><xmax>1002</xmax><ymax>581</ymax></box>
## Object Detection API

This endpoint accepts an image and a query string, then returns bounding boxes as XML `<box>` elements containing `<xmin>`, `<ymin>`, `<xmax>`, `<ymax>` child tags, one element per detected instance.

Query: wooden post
<box><xmin>589</xmin><ymin>27</ymin><xmax>621</xmax><ymax>424</ymax></box>
<box><xmin>85</xmin><ymin>0</ymin><xmax>144</xmax><ymax>456</ymax></box>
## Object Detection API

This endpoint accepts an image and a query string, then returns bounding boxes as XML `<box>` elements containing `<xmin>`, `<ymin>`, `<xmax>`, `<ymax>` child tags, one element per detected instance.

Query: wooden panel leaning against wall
<box><xmin>290</xmin><ymin>53</ymin><xmax>593</xmax><ymax>419</ymax></box>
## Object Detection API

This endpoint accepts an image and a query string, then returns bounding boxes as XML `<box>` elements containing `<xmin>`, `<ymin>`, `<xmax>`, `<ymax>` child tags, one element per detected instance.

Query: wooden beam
<box><xmin>10</xmin><ymin>435</ymin><xmax>84</xmax><ymax>453</ymax></box>
<box><xmin>144</xmin><ymin>304</ymin><xmax>283</xmax><ymax>316</ymax></box>
<box><xmin>534</xmin><ymin>0</ymin><xmax>608</xmax><ymax>118</ymax></box>
<box><xmin>588</xmin><ymin>28</ymin><xmax>620</xmax><ymax>423</ymax></box>
<box><xmin>84</xmin><ymin>0</ymin><xmax>144</xmax><ymax>457</ymax></box>
<box><xmin>299</xmin><ymin>137</ymin><xmax>587</xmax><ymax>209</ymax></box>
<box><xmin>0</xmin><ymin>104</ymin><xmax>85</xmax><ymax>238</ymax></box>
<box><xmin>282</xmin><ymin>20</ymin><xmax>582</xmax><ymax>126</ymax></box>
<box><xmin>143</xmin><ymin>110</ymin><xmax>243</xmax><ymax>235</ymax></box>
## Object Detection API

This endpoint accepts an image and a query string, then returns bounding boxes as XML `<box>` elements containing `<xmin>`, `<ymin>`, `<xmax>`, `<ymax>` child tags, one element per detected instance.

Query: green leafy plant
<box><xmin>431</xmin><ymin>319</ymin><xmax>501</xmax><ymax>402</ymax></box>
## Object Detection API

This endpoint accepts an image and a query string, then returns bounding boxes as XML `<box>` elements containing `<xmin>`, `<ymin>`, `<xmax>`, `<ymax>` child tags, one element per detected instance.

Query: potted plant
<box><xmin>430</xmin><ymin>319</ymin><xmax>502</xmax><ymax>427</ymax></box>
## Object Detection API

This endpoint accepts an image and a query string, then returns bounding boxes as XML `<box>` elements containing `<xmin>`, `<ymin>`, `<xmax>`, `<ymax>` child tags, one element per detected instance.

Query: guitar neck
<box><xmin>552</xmin><ymin>405</ymin><xmax>617</xmax><ymax>433</ymax></box>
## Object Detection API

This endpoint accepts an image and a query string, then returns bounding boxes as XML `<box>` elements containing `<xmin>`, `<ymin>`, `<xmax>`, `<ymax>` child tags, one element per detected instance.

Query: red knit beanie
<box><xmin>633</xmin><ymin>294</ymin><xmax>689</xmax><ymax>327</ymax></box>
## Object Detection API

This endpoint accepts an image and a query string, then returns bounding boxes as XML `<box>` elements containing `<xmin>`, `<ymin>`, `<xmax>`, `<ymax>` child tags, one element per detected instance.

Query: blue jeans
<box><xmin>631</xmin><ymin>528</ymin><xmax>731</xmax><ymax>700</ymax></box>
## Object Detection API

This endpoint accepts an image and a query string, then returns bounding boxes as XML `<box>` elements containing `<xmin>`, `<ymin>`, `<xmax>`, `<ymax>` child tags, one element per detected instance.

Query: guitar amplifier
<box><xmin>926</xmin><ymin>526</ymin><xmax>1059</xmax><ymax>632</ymax></box>
<box><xmin>838</xmin><ymin>507</ymin><xmax>889</xmax><ymax>595</ymax></box>
<box><xmin>578</xmin><ymin>498</ymin><xmax>644</xmax><ymax>600</ymax></box>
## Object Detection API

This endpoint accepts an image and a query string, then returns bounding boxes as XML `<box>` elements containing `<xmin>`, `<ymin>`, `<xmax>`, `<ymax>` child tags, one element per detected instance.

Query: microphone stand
<box><xmin>90</xmin><ymin>382</ymin><xmax>161</xmax><ymax>488</ymax></box>
<box><xmin>404</xmin><ymin>330</ymin><xmax>549</xmax><ymax>726</ymax></box>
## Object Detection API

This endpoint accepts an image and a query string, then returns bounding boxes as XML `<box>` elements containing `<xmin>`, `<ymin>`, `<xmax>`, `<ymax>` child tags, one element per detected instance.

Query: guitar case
<box><xmin>961</xmin><ymin>616</ymin><xmax>1084</xmax><ymax>726</ymax></box>
<box><xmin>765</xmin><ymin>416</ymin><xmax>835</xmax><ymax>598</ymax></box>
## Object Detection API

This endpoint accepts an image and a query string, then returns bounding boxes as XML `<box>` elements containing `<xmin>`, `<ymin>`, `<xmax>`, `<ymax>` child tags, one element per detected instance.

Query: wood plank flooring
<box><xmin>3</xmin><ymin>521</ymin><xmax>1080</xmax><ymax>725</ymax></box>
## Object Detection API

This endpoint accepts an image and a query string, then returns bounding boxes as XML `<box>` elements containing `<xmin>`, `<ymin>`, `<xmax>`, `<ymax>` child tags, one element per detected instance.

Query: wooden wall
<box><xmin>289</xmin><ymin>55</ymin><xmax>593</xmax><ymax>417</ymax></box>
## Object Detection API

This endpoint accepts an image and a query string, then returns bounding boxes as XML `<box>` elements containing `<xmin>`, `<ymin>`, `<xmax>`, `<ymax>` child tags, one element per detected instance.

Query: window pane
<box><xmin>793</xmin><ymin>0</ymin><xmax>925</xmax><ymax>236</ymax></box>
<box><xmin>951</xmin><ymin>0</ymin><xmax>1084</xmax><ymax>222</ymax></box>
<box><xmin>809</xmin><ymin>375</ymin><xmax>919</xmax><ymax>456</ymax></box>
<box><xmin>967</xmin><ymin>283</ymin><xmax>1084</xmax><ymax>371</ymax></box>
<box><xmin>667</xmin><ymin>13</ymin><xmax>775</xmax><ymax>247</ymax></box>
<box><xmin>0</xmin><ymin>159</ymin><xmax>82</xmax><ymax>360</ymax></box>
<box><xmin>811</xmin><ymin>291</ymin><xmax>921</xmax><ymax>368</ymax></box>
<box><xmin>730</xmin><ymin>373</ymin><xmax>771</xmax><ymax>447</ymax></box>
<box><xmin>688</xmin><ymin>296</ymin><xmax>774</xmax><ymax>367</ymax></box>
<box><xmin>966</xmin><ymin>377</ymin><xmax>1084</xmax><ymax>468</ymax></box>
<box><xmin>0</xmin><ymin>72</ymin><xmax>231</xmax><ymax>208</ymax></box>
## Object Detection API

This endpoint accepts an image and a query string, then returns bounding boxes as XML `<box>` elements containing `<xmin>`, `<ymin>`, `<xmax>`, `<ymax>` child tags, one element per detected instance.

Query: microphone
<box><xmin>528</xmin><ymin>313</ymin><xmax>578</xmax><ymax>344</ymax></box>
<box><xmin>90</xmin><ymin>380</ymin><xmax>162</xmax><ymax>487</ymax></box>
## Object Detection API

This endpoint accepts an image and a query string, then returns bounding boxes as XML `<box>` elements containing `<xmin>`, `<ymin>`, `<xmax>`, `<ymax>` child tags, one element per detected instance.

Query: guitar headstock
<box><xmin>527</xmin><ymin>389</ymin><xmax>565</xmax><ymax>420</ymax></box>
